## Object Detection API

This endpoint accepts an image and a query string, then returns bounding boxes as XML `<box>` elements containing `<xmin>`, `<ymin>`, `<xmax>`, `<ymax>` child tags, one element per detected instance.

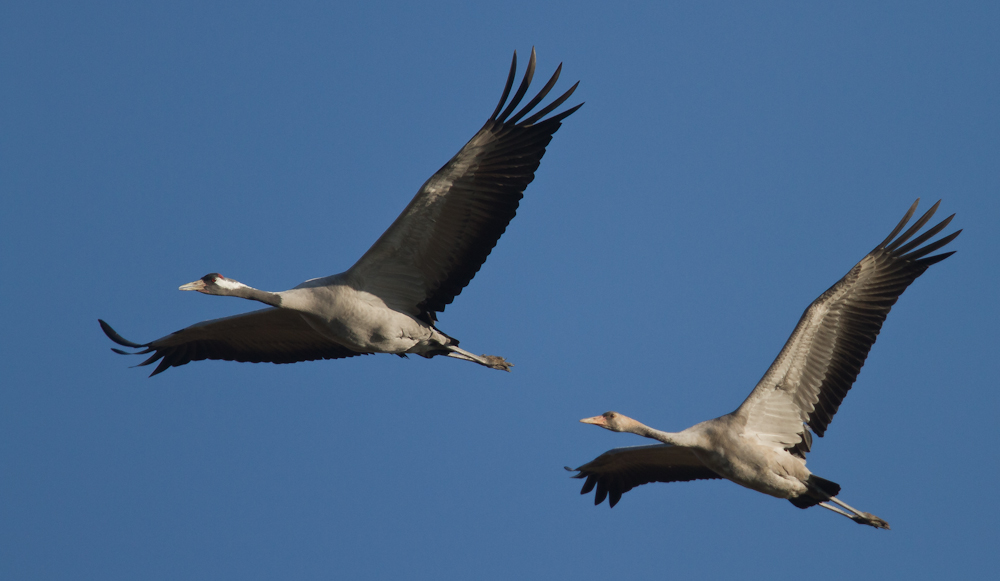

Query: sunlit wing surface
<box><xmin>738</xmin><ymin>200</ymin><xmax>960</xmax><ymax>457</ymax></box>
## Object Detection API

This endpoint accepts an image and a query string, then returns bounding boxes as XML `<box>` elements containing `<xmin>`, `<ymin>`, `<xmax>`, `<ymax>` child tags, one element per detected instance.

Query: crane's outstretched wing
<box><xmin>348</xmin><ymin>48</ymin><xmax>582</xmax><ymax>324</ymax></box>
<box><xmin>568</xmin><ymin>444</ymin><xmax>722</xmax><ymax>508</ymax></box>
<box><xmin>100</xmin><ymin>310</ymin><xmax>366</xmax><ymax>377</ymax></box>
<box><xmin>737</xmin><ymin>199</ymin><xmax>960</xmax><ymax>456</ymax></box>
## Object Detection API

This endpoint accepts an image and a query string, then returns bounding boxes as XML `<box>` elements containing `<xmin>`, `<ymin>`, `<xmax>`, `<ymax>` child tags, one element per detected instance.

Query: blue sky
<box><xmin>2</xmin><ymin>1</ymin><xmax>998</xmax><ymax>579</ymax></box>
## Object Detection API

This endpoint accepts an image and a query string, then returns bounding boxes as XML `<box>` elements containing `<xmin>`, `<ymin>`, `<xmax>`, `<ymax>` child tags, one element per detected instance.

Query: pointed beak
<box><xmin>580</xmin><ymin>415</ymin><xmax>607</xmax><ymax>426</ymax></box>
<box><xmin>179</xmin><ymin>280</ymin><xmax>206</xmax><ymax>291</ymax></box>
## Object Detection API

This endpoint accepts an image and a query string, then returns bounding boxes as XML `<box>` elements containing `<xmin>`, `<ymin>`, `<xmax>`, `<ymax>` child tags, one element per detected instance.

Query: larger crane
<box><xmin>101</xmin><ymin>49</ymin><xmax>580</xmax><ymax>376</ymax></box>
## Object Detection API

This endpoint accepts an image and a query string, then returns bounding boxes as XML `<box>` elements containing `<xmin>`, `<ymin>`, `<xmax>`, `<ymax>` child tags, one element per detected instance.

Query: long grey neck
<box><xmin>229</xmin><ymin>286</ymin><xmax>283</xmax><ymax>308</ymax></box>
<box><xmin>629</xmin><ymin>422</ymin><xmax>693</xmax><ymax>447</ymax></box>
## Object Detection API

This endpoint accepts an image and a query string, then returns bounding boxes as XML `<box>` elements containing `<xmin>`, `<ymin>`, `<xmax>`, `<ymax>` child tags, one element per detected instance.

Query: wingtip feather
<box><xmin>490</xmin><ymin>51</ymin><xmax>518</xmax><ymax>121</ymax></box>
<box><xmin>876</xmin><ymin>199</ymin><xmax>920</xmax><ymax>249</ymax></box>
<box><xmin>496</xmin><ymin>48</ymin><xmax>537</xmax><ymax>123</ymax></box>
<box><xmin>99</xmin><ymin>319</ymin><xmax>146</xmax><ymax>349</ymax></box>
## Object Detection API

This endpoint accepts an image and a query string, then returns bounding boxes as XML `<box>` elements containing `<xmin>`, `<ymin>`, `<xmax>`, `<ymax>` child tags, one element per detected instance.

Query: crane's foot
<box><xmin>851</xmin><ymin>512</ymin><xmax>891</xmax><ymax>530</ymax></box>
<box><xmin>481</xmin><ymin>355</ymin><xmax>512</xmax><ymax>372</ymax></box>
<box><xmin>444</xmin><ymin>346</ymin><xmax>512</xmax><ymax>371</ymax></box>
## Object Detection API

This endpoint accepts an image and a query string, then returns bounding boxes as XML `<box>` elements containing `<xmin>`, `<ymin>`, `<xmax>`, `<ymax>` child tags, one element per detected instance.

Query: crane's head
<box><xmin>580</xmin><ymin>411</ymin><xmax>637</xmax><ymax>432</ymax></box>
<box><xmin>179</xmin><ymin>273</ymin><xmax>244</xmax><ymax>295</ymax></box>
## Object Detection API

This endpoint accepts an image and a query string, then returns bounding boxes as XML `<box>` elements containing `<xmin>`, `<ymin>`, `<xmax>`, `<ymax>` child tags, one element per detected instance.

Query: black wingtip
<box><xmin>876</xmin><ymin>199</ymin><xmax>921</xmax><ymax>250</ymax></box>
<box><xmin>540</xmin><ymin>99</ymin><xmax>584</xmax><ymax>126</ymax></box>
<box><xmin>490</xmin><ymin>51</ymin><xmax>519</xmax><ymax>121</ymax></box>
<box><xmin>885</xmin><ymin>200</ymin><xmax>941</xmax><ymax>252</ymax></box>
<box><xmin>99</xmin><ymin>319</ymin><xmax>145</xmax><ymax>349</ymax></box>
<box><xmin>876</xmin><ymin>200</ymin><xmax>959</xmax><ymax>263</ymax></box>
<box><xmin>149</xmin><ymin>363</ymin><xmax>169</xmax><ymax>377</ymax></box>
<box><xmin>496</xmin><ymin>48</ymin><xmax>537</xmax><ymax>123</ymax></box>
<box><xmin>894</xmin><ymin>213</ymin><xmax>957</xmax><ymax>256</ymax></box>
<box><xmin>520</xmin><ymin>82</ymin><xmax>582</xmax><ymax>127</ymax></box>
<box><xmin>917</xmin><ymin>249</ymin><xmax>956</xmax><ymax>267</ymax></box>
<box><xmin>508</xmin><ymin>61</ymin><xmax>563</xmax><ymax>125</ymax></box>
<box><xmin>488</xmin><ymin>48</ymin><xmax>582</xmax><ymax>129</ymax></box>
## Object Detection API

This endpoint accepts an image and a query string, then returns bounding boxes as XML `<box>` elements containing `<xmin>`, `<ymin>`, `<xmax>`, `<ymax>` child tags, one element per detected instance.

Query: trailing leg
<box><xmin>818</xmin><ymin>498</ymin><xmax>890</xmax><ymax>529</ymax></box>
<box><xmin>445</xmin><ymin>345</ymin><xmax>512</xmax><ymax>371</ymax></box>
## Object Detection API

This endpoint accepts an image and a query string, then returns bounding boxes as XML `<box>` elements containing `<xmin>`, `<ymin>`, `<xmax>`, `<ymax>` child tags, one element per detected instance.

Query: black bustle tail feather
<box><xmin>788</xmin><ymin>475</ymin><xmax>842</xmax><ymax>509</ymax></box>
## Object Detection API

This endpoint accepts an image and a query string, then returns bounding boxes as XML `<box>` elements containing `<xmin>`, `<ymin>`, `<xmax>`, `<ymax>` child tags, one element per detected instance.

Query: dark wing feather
<box><xmin>100</xmin><ymin>309</ymin><xmax>366</xmax><ymax>377</ymax></box>
<box><xmin>739</xmin><ymin>200</ymin><xmax>960</xmax><ymax>452</ymax></box>
<box><xmin>348</xmin><ymin>48</ymin><xmax>582</xmax><ymax>324</ymax></box>
<box><xmin>568</xmin><ymin>444</ymin><xmax>722</xmax><ymax>508</ymax></box>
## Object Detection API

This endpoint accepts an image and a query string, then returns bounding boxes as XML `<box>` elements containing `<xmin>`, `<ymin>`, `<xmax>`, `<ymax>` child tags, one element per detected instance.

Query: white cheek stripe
<box><xmin>215</xmin><ymin>278</ymin><xmax>244</xmax><ymax>291</ymax></box>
